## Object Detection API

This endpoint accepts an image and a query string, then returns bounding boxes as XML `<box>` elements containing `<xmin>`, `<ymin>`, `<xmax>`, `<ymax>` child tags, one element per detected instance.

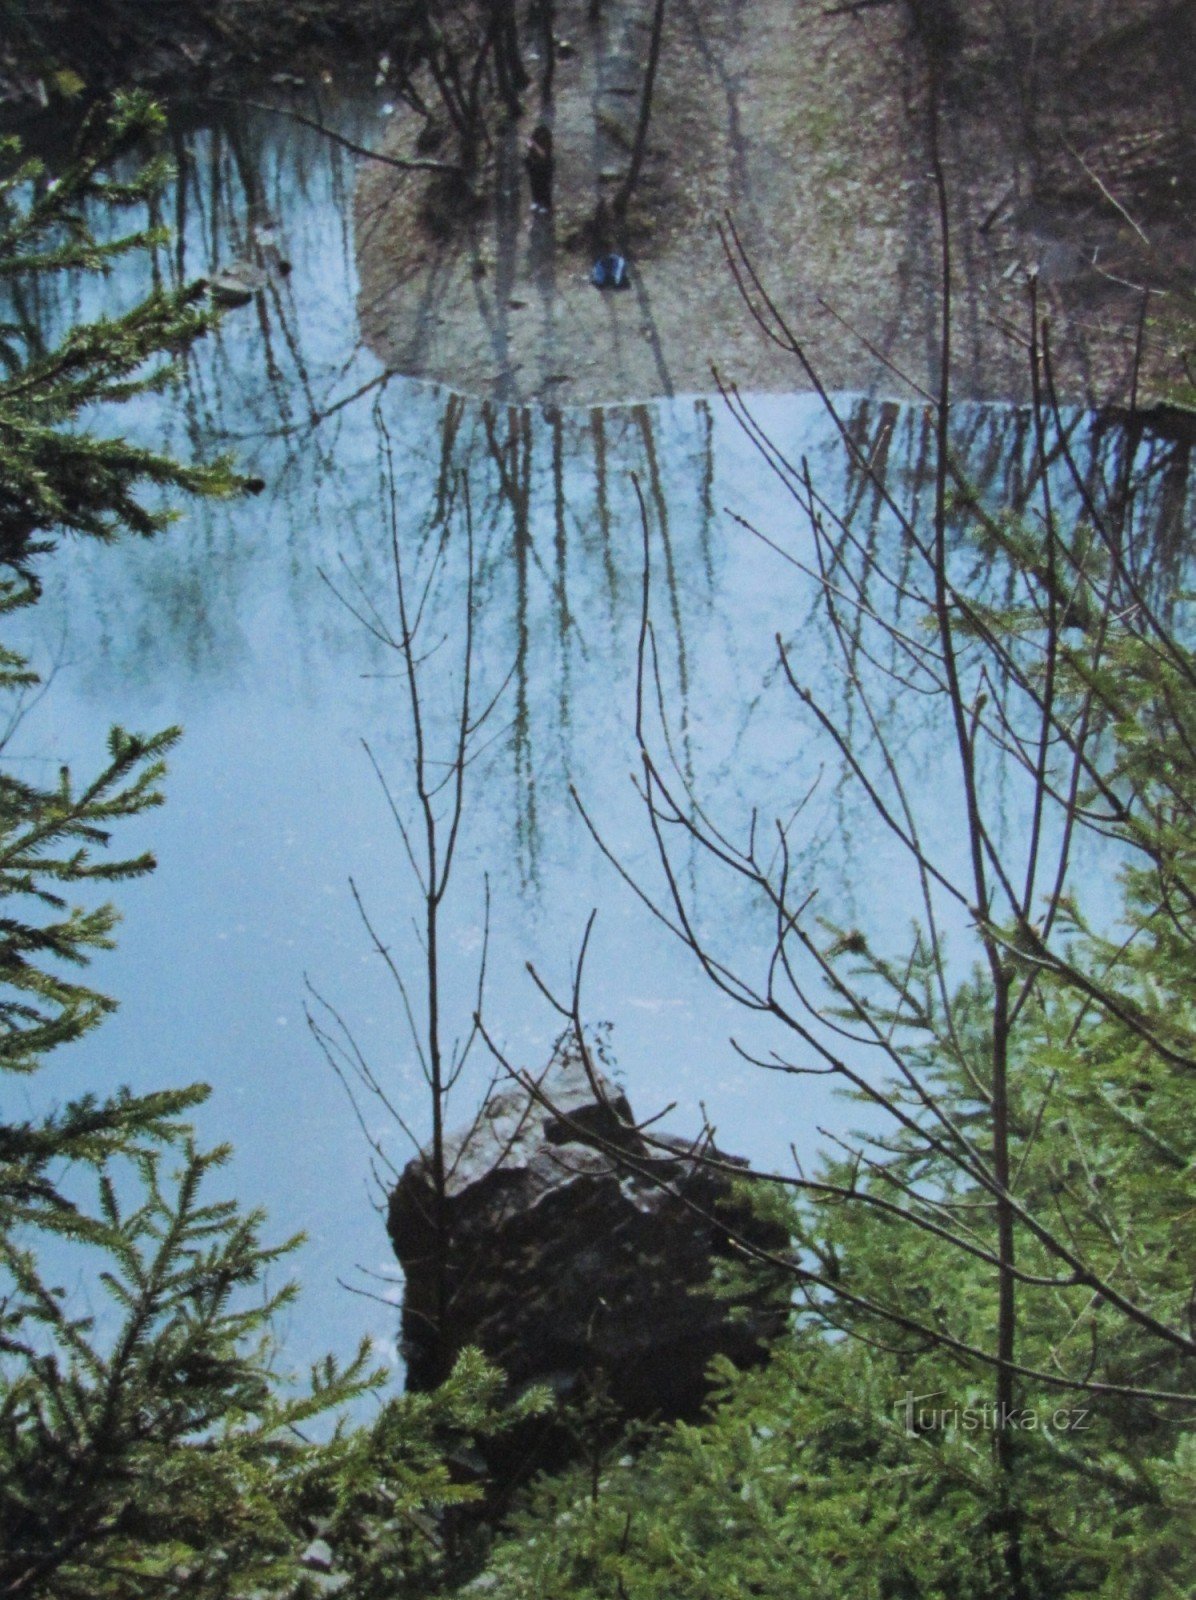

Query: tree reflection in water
<box><xmin>3</xmin><ymin>94</ymin><xmax>1192</xmax><ymax>1373</ymax></box>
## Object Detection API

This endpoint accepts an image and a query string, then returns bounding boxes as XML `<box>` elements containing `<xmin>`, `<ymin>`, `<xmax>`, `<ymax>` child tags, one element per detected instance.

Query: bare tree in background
<box><xmin>481</xmin><ymin>188</ymin><xmax>1196</xmax><ymax>1600</ymax></box>
<box><xmin>306</xmin><ymin>400</ymin><xmax>514</xmax><ymax>1385</ymax></box>
<box><xmin>380</xmin><ymin>0</ymin><xmax>531</xmax><ymax>168</ymax></box>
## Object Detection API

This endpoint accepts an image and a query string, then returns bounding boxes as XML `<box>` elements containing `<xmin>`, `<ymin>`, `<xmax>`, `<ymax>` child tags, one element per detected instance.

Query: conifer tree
<box><xmin>470</xmin><ymin>404</ymin><xmax>1196</xmax><ymax>1600</ymax></box>
<box><xmin>0</xmin><ymin>90</ymin><xmax>243</xmax><ymax>577</ymax></box>
<box><xmin>0</xmin><ymin>88</ymin><xmax>238</xmax><ymax>1288</ymax></box>
<box><xmin>0</xmin><ymin>95</ymin><xmax>532</xmax><ymax>1599</ymax></box>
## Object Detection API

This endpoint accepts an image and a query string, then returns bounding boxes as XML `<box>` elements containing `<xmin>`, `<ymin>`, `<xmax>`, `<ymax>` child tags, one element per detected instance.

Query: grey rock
<box><xmin>389</xmin><ymin>1047</ymin><xmax>789</xmax><ymax>1447</ymax></box>
<box><xmin>207</xmin><ymin>262</ymin><xmax>267</xmax><ymax>307</ymax></box>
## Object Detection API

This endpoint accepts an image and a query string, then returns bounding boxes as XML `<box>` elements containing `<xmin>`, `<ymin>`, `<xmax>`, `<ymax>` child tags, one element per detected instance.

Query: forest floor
<box><xmin>355</xmin><ymin>0</ymin><xmax>1194</xmax><ymax>407</ymax></box>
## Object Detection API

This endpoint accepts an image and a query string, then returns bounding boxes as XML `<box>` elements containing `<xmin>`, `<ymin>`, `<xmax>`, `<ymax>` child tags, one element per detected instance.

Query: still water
<box><xmin>7</xmin><ymin>100</ymin><xmax>1191</xmax><ymax>1378</ymax></box>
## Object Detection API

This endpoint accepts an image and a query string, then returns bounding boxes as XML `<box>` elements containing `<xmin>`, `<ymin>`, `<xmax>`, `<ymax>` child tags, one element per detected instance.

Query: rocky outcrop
<box><xmin>388</xmin><ymin>1048</ymin><xmax>790</xmax><ymax>1444</ymax></box>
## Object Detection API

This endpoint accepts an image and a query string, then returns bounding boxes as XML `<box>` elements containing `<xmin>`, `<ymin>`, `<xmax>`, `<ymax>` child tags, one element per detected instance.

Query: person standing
<box><xmin>525</xmin><ymin>123</ymin><xmax>554</xmax><ymax>214</ymax></box>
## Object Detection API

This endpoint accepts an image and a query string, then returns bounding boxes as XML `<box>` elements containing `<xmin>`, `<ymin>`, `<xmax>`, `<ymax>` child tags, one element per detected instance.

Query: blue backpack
<box><xmin>591</xmin><ymin>253</ymin><xmax>629</xmax><ymax>290</ymax></box>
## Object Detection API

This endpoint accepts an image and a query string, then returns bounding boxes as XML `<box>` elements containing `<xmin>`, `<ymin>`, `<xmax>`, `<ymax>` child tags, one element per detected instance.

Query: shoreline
<box><xmin>355</xmin><ymin>0</ymin><xmax>1194</xmax><ymax>409</ymax></box>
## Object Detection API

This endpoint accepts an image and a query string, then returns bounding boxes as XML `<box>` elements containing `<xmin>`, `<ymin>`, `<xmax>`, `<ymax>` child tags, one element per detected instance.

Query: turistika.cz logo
<box><xmin>896</xmin><ymin>1391</ymin><xmax>1092</xmax><ymax>1436</ymax></box>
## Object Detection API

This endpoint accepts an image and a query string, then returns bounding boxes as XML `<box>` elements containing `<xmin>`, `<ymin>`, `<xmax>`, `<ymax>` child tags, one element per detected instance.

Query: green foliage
<box><xmin>0</xmin><ymin>99</ymin><xmax>536</xmax><ymax>1600</ymax></box>
<box><xmin>3</xmin><ymin>65</ymin><xmax>1190</xmax><ymax>1600</ymax></box>
<box><xmin>471</xmin><ymin>459</ymin><xmax>1196</xmax><ymax>1598</ymax></box>
<box><xmin>2</xmin><ymin>1139</ymin><xmax>368</xmax><ymax>1599</ymax></box>
<box><xmin>480</xmin><ymin>1342</ymin><xmax>1007</xmax><ymax>1600</ymax></box>
<box><xmin>0</xmin><ymin>160</ymin><xmax>216</xmax><ymax>1228</ymax></box>
<box><xmin>2</xmin><ymin>1174</ymin><xmax>535</xmax><ymax>1599</ymax></box>
<box><xmin>295</xmin><ymin>1349</ymin><xmax>550</xmax><ymax>1599</ymax></box>
<box><xmin>476</xmin><ymin>810</ymin><xmax>1195</xmax><ymax>1600</ymax></box>
<box><xmin>480</xmin><ymin>1322</ymin><xmax>1194</xmax><ymax>1600</ymax></box>
<box><xmin>0</xmin><ymin>90</ymin><xmax>241</xmax><ymax>574</ymax></box>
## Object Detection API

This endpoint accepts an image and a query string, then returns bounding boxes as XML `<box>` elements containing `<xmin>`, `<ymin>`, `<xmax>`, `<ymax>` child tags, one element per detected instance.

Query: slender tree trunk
<box><xmin>491</xmin><ymin>0</ymin><xmax>528</xmax><ymax>116</ymax></box>
<box><xmin>925</xmin><ymin>64</ymin><xmax>1026</xmax><ymax>1599</ymax></box>
<box><xmin>990</xmin><ymin>965</ymin><xmax>1026</xmax><ymax>1600</ymax></box>
<box><xmin>613</xmin><ymin>0</ymin><xmax>667</xmax><ymax>219</ymax></box>
<box><xmin>426</xmin><ymin>892</ymin><xmax>453</xmax><ymax>1382</ymax></box>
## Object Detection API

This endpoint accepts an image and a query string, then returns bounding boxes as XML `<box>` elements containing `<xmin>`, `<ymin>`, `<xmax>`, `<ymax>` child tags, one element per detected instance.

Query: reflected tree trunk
<box><xmin>613</xmin><ymin>0</ymin><xmax>667</xmax><ymax>220</ymax></box>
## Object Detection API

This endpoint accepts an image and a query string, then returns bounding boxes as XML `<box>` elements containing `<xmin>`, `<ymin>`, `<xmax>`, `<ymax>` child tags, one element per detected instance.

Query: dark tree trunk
<box><xmin>613</xmin><ymin>0</ymin><xmax>667</xmax><ymax>219</ymax></box>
